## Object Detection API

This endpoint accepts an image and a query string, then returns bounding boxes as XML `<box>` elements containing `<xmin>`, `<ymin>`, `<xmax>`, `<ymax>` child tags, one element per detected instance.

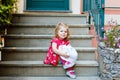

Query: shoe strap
<box><xmin>68</xmin><ymin>70</ymin><xmax>75</xmax><ymax>75</ymax></box>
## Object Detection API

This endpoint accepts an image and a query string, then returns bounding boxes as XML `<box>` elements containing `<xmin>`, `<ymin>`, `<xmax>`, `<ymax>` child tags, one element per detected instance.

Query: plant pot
<box><xmin>98</xmin><ymin>42</ymin><xmax>120</xmax><ymax>80</ymax></box>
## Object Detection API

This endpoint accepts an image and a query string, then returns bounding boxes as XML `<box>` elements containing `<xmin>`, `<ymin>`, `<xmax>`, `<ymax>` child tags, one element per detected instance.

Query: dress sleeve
<box><xmin>66</xmin><ymin>40</ymin><xmax>70</xmax><ymax>45</ymax></box>
<box><xmin>51</xmin><ymin>38</ymin><xmax>59</xmax><ymax>44</ymax></box>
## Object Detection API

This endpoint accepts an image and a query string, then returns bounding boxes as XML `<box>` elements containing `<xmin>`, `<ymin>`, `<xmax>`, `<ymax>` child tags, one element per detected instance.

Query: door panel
<box><xmin>26</xmin><ymin>0</ymin><xmax>69</xmax><ymax>10</ymax></box>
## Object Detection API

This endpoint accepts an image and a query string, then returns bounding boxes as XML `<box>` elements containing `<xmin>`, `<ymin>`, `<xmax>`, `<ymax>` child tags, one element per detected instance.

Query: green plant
<box><xmin>0</xmin><ymin>5</ymin><xmax>12</xmax><ymax>26</ymax></box>
<box><xmin>98</xmin><ymin>20</ymin><xmax>120</xmax><ymax>48</ymax></box>
<box><xmin>0</xmin><ymin>0</ymin><xmax>18</xmax><ymax>33</ymax></box>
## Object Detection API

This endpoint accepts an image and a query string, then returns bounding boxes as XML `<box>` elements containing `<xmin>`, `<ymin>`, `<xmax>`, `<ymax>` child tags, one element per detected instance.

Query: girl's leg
<box><xmin>60</xmin><ymin>58</ymin><xmax>76</xmax><ymax>79</ymax></box>
<box><xmin>67</xmin><ymin>67</ymin><xmax>74</xmax><ymax>71</ymax></box>
<box><xmin>66</xmin><ymin>67</ymin><xmax>76</xmax><ymax>79</ymax></box>
<box><xmin>60</xmin><ymin>58</ymin><xmax>66</xmax><ymax>65</ymax></box>
<box><xmin>60</xmin><ymin>58</ymin><xmax>74</xmax><ymax>69</ymax></box>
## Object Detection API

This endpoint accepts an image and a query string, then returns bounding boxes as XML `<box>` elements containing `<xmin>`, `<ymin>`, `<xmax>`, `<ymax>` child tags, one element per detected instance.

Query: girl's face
<box><xmin>58</xmin><ymin>26</ymin><xmax>67</xmax><ymax>40</ymax></box>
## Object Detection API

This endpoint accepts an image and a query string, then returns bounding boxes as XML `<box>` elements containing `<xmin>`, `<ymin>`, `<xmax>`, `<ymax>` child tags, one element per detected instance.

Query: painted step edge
<box><xmin>10</xmin><ymin>24</ymin><xmax>91</xmax><ymax>28</ymax></box>
<box><xmin>0</xmin><ymin>60</ymin><xmax>98</xmax><ymax>67</ymax></box>
<box><xmin>2</xmin><ymin>47</ymin><xmax>97</xmax><ymax>52</ymax></box>
<box><xmin>0</xmin><ymin>76</ymin><xmax>101</xmax><ymax>80</ymax></box>
<box><xmin>12</xmin><ymin>13</ymin><xmax>89</xmax><ymax>17</ymax></box>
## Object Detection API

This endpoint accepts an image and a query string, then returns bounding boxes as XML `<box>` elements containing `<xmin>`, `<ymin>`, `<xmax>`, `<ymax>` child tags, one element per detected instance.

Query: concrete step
<box><xmin>3</xmin><ymin>35</ymin><xmax>93</xmax><ymax>47</ymax></box>
<box><xmin>0</xmin><ymin>61</ymin><xmax>99</xmax><ymax>76</ymax></box>
<box><xmin>2</xmin><ymin>47</ymin><xmax>97</xmax><ymax>61</ymax></box>
<box><xmin>0</xmin><ymin>76</ymin><xmax>101</xmax><ymax>80</ymax></box>
<box><xmin>8</xmin><ymin>24</ymin><xmax>90</xmax><ymax>35</ymax></box>
<box><xmin>12</xmin><ymin>13</ymin><xmax>88</xmax><ymax>25</ymax></box>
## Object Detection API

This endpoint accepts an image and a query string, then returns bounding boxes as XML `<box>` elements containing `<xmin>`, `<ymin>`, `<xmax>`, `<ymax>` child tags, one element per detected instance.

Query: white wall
<box><xmin>71</xmin><ymin>0</ymin><xmax>81</xmax><ymax>14</ymax></box>
<box><xmin>105</xmin><ymin>15</ymin><xmax>120</xmax><ymax>25</ymax></box>
<box><xmin>17</xmin><ymin>0</ymin><xmax>24</xmax><ymax>13</ymax></box>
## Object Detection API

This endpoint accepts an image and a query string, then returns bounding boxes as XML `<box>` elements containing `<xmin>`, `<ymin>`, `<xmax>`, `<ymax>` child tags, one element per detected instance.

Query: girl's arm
<box><xmin>52</xmin><ymin>42</ymin><xmax>69</xmax><ymax>58</ymax></box>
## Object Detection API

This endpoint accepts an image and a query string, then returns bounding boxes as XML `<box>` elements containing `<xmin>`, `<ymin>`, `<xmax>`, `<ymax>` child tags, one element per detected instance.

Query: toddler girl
<box><xmin>44</xmin><ymin>22</ymin><xmax>78</xmax><ymax>79</ymax></box>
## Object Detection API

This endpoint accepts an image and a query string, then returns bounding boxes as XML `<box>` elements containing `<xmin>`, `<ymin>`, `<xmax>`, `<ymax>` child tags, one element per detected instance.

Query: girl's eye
<box><xmin>60</xmin><ymin>30</ymin><xmax>67</xmax><ymax>33</ymax></box>
<box><xmin>60</xmin><ymin>30</ymin><xmax>63</xmax><ymax>32</ymax></box>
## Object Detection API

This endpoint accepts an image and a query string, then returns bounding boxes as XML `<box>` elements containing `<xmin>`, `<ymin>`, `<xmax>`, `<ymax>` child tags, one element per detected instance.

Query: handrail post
<box><xmin>99</xmin><ymin>0</ymin><xmax>105</xmax><ymax>38</ymax></box>
<box><xmin>83</xmin><ymin>0</ymin><xmax>105</xmax><ymax>38</ymax></box>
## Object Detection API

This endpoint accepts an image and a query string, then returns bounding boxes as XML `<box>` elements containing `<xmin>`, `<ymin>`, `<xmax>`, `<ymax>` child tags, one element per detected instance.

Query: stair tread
<box><xmin>0</xmin><ymin>60</ymin><xmax>98</xmax><ymax>66</ymax></box>
<box><xmin>0</xmin><ymin>76</ymin><xmax>101</xmax><ymax>80</ymax></box>
<box><xmin>2</xmin><ymin>47</ymin><xmax>97</xmax><ymax>51</ymax></box>
<box><xmin>3</xmin><ymin>34</ymin><xmax>94</xmax><ymax>38</ymax></box>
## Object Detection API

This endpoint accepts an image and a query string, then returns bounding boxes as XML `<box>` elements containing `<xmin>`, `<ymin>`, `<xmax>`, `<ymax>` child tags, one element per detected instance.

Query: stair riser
<box><xmin>4</xmin><ymin>38</ymin><xmax>92</xmax><ymax>47</ymax></box>
<box><xmin>7</xmin><ymin>26</ymin><xmax>89</xmax><ymax>35</ymax></box>
<box><xmin>0</xmin><ymin>66</ymin><xmax>98</xmax><ymax>76</ymax></box>
<box><xmin>2</xmin><ymin>51</ymin><xmax>95</xmax><ymax>61</ymax></box>
<box><xmin>12</xmin><ymin>15</ymin><xmax>88</xmax><ymax>25</ymax></box>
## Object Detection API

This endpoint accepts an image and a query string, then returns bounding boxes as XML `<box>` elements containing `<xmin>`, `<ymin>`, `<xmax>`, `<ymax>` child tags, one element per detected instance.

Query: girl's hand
<box><xmin>62</xmin><ymin>52</ymin><xmax>69</xmax><ymax>58</ymax></box>
<box><xmin>52</xmin><ymin>43</ymin><xmax>69</xmax><ymax>58</ymax></box>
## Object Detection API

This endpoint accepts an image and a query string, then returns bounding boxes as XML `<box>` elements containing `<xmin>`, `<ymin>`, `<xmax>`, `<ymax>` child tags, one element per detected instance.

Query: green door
<box><xmin>26</xmin><ymin>0</ymin><xmax>69</xmax><ymax>11</ymax></box>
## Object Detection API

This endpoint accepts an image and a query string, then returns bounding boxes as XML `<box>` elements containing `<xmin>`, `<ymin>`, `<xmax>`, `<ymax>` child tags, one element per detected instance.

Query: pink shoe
<box><xmin>66</xmin><ymin>70</ymin><xmax>76</xmax><ymax>79</ymax></box>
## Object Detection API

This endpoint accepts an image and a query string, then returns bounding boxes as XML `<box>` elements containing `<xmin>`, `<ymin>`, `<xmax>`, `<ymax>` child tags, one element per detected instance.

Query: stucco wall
<box><xmin>105</xmin><ymin>0</ymin><xmax>120</xmax><ymax>7</ymax></box>
<box><xmin>17</xmin><ymin>0</ymin><xmax>24</xmax><ymax>13</ymax></box>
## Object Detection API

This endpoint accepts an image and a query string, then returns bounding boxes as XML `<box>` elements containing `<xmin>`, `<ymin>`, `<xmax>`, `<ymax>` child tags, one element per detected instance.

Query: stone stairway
<box><xmin>0</xmin><ymin>13</ymin><xmax>101</xmax><ymax>80</ymax></box>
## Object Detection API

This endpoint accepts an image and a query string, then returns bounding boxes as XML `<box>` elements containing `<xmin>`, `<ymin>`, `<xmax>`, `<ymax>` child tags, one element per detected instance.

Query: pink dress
<box><xmin>43</xmin><ymin>37</ymin><xmax>70</xmax><ymax>66</ymax></box>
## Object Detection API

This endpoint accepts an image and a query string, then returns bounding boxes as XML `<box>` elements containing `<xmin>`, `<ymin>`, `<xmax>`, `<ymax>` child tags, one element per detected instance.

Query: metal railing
<box><xmin>83</xmin><ymin>0</ymin><xmax>105</xmax><ymax>37</ymax></box>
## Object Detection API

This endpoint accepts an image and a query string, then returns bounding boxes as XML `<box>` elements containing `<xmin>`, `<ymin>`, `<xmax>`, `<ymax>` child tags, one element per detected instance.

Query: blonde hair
<box><xmin>54</xmin><ymin>22</ymin><xmax>70</xmax><ymax>40</ymax></box>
